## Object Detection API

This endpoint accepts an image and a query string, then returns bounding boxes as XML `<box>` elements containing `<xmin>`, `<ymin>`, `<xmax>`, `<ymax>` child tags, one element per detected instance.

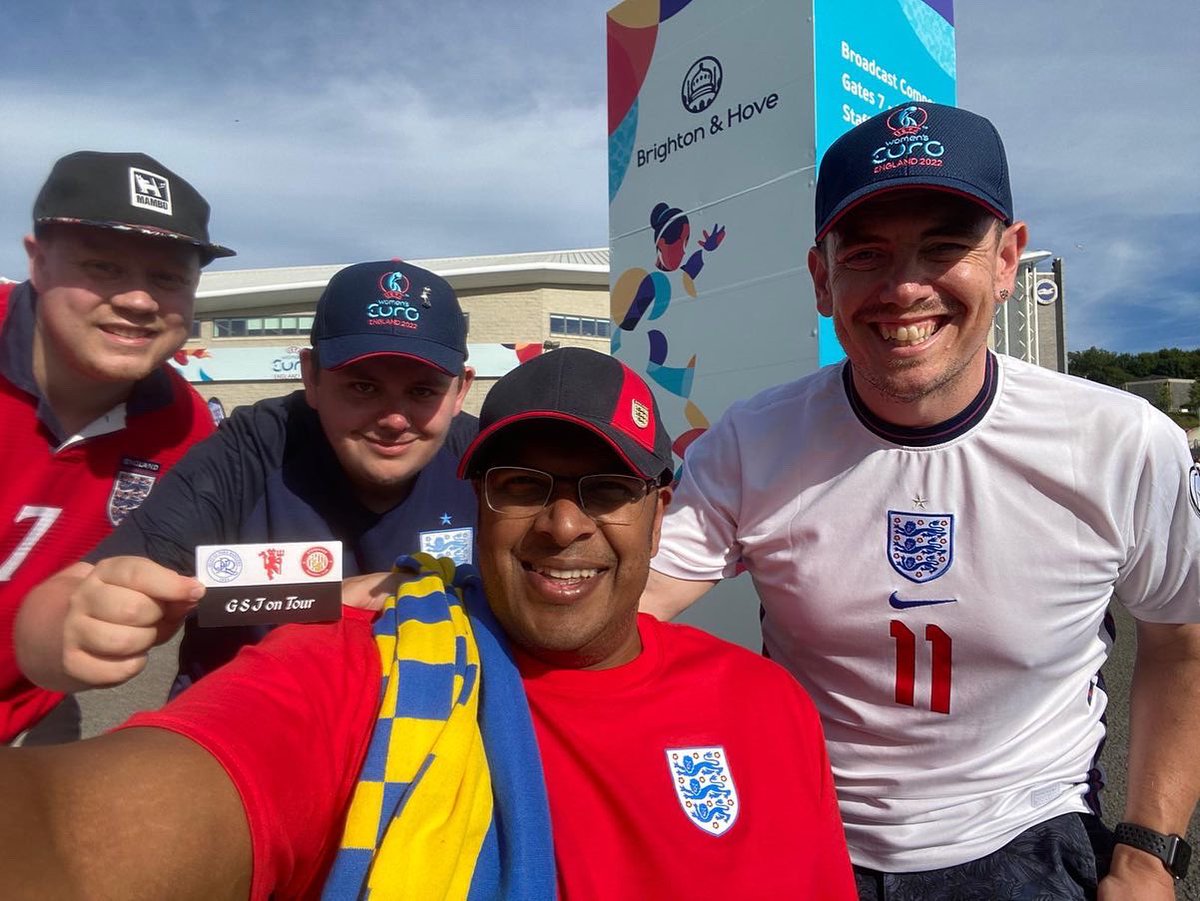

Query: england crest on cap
<box><xmin>666</xmin><ymin>746</ymin><xmax>739</xmax><ymax>836</ymax></box>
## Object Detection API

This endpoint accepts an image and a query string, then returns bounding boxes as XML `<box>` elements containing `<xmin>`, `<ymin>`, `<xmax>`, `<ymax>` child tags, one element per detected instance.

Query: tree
<box><xmin>1188</xmin><ymin>378</ymin><xmax>1200</xmax><ymax>414</ymax></box>
<box><xmin>1154</xmin><ymin>381</ymin><xmax>1173</xmax><ymax>412</ymax></box>
<box><xmin>1067</xmin><ymin>347</ymin><xmax>1134</xmax><ymax>387</ymax></box>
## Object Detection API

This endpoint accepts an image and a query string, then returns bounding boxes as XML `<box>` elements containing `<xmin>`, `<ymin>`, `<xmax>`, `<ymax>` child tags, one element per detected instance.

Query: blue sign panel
<box><xmin>812</xmin><ymin>0</ymin><xmax>957</xmax><ymax>364</ymax></box>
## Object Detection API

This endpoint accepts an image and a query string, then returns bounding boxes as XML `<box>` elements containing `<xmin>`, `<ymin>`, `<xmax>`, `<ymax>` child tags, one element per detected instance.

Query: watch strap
<box><xmin>1113</xmin><ymin>821</ymin><xmax>1191</xmax><ymax>879</ymax></box>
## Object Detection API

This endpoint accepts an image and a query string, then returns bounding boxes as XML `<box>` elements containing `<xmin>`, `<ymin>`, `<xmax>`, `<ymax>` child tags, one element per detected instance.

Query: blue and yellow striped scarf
<box><xmin>322</xmin><ymin>554</ymin><xmax>555</xmax><ymax>900</ymax></box>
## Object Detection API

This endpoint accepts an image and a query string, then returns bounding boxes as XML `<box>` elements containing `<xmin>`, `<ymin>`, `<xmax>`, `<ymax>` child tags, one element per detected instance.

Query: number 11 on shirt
<box><xmin>890</xmin><ymin>620</ymin><xmax>952</xmax><ymax>714</ymax></box>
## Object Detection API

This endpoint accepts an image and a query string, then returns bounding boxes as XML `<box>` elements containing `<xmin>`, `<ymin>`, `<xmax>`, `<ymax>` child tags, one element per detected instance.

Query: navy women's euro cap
<box><xmin>457</xmin><ymin>347</ymin><xmax>674</xmax><ymax>485</ymax></box>
<box><xmin>33</xmin><ymin>150</ymin><xmax>235</xmax><ymax>262</ymax></box>
<box><xmin>814</xmin><ymin>102</ymin><xmax>1014</xmax><ymax>242</ymax></box>
<box><xmin>310</xmin><ymin>260</ymin><xmax>468</xmax><ymax>374</ymax></box>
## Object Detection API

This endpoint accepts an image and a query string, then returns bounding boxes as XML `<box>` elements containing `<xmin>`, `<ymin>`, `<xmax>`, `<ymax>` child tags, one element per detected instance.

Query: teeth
<box><xmin>879</xmin><ymin>322</ymin><xmax>936</xmax><ymax>345</ymax></box>
<box><xmin>532</xmin><ymin>565</ymin><xmax>599</xmax><ymax>580</ymax></box>
<box><xmin>105</xmin><ymin>326</ymin><xmax>150</xmax><ymax>338</ymax></box>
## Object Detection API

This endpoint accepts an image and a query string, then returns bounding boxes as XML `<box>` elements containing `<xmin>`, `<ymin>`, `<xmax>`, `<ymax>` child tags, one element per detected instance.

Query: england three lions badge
<box><xmin>666</xmin><ymin>746</ymin><xmax>739</xmax><ymax>835</ymax></box>
<box><xmin>107</xmin><ymin>457</ymin><xmax>161</xmax><ymax>526</ymax></box>
<box><xmin>888</xmin><ymin>510</ymin><xmax>953</xmax><ymax>583</ymax></box>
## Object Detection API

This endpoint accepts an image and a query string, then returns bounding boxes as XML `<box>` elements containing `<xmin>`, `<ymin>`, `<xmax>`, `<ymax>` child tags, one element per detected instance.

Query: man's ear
<box><xmin>299</xmin><ymin>349</ymin><xmax>320</xmax><ymax>409</ymax></box>
<box><xmin>808</xmin><ymin>244</ymin><xmax>833</xmax><ymax>317</ymax></box>
<box><xmin>24</xmin><ymin>234</ymin><xmax>45</xmax><ymax>290</ymax></box>
<box><xmin>648</xmin><ymin>486</ymin><xmax>672</xmax><ymax>558</ymax></box>
<box><xmin>453</xmin><ymin>367</ymin><xmax>476</xmax><ymax>416</ymax></box>
<box><xmin>994</xmin><ymin>220</ymin><xmax>1029</xmax><ymax>302</ymax></box>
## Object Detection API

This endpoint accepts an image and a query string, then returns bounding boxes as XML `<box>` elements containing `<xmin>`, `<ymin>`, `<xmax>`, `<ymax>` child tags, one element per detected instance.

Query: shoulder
<box><xmin>444</xmin><ymin>412</ymin><xmax>480</xmax><ymax>460</ymax></box>
<box><xmin>725</xmin><ymin>365</ymin><xmax>842</xmax><ymax>421</ymax></box>
<box><xmin>646</xmin><ymin>616</ymin><xmax>818</xmax><ymax>711</ymax></box>
<box><xmin>996</xmin><ymin>356</ymin><xmax>1179</xmax><ymax>446</ymax></box>
<box><xmin>225</xmin><ymin>391</ymin><xmax>307</xmax><ymax>450</ymax></box>
<box><xmin>682</xmin><ymin>366</ymin><xmax>842</xmax><ymax>472</ymax></box>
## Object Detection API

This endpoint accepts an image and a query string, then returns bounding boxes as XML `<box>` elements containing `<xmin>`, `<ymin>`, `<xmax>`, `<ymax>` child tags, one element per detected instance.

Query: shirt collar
<box><xmin>843</xmin><ymin>351</ymin><xmax>998</xmax><ymax>447</ymax></box>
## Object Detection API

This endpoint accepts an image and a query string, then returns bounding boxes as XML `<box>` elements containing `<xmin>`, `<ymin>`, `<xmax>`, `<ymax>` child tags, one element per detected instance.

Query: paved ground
<box><xmin>34</xmin><ymin>602</ymin><xmax>1200</xmax><ymax>897</ymax></box>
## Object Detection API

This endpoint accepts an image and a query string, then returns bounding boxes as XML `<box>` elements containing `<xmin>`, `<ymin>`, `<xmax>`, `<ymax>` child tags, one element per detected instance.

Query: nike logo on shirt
<box><xmin>889</xmin><ymin>592</ymin><xmax>958</xmax><ymax>610</ymax></box>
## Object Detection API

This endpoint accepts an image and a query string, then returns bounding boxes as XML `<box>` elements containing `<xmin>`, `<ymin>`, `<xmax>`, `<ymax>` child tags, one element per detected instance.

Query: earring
<box><xmin>998</xmin><ymin>289</ymin><xmax>1010</xmax><ymax>301</ymax></box>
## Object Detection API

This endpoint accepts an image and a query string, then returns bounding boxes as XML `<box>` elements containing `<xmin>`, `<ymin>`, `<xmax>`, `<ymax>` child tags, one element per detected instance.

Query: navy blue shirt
<box><xmin>89</xmin><ymin>390</ymin><xmax>479</xmax><ymax>691</ymax></box>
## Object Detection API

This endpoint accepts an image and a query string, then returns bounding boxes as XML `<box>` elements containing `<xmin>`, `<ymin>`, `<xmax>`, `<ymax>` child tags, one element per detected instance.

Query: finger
<box><xmin>92</xmin><ymin>556</ymin><xmax>204</xmax><ymax>603</ymax></box>
<box><xmin>78</xmin><ymin>583</ymin><xmax>193</xmax><ymax>628</ymax></box>
<box><xmin>62</xmin><ymin>647</ymin><xmax>150</xmax><ymax>689</ymax></box>
<box><xmin>69</xmin><ymin>617</ymin><xmax>159</xmax><ymax>660</ymax></box>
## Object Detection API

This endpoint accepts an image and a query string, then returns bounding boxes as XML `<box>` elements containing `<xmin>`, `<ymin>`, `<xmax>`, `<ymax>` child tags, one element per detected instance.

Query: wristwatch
<box><xmin>1113</xmin><ymin>822</ymin><xmax>1192</xmax><ymax>880</ymax></box>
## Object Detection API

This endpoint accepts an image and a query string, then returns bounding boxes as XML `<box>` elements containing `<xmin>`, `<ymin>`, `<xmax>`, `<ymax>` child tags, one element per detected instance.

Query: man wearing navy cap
<box><xmin>16</xmin><ymin>260</ymin><xmax>480</xmax><ymax>700</ymax></box>
<box><xmin>0</xmin><ymin>151</ymin><xmax>232</xmax><ymax>742</ymax></box>
<box><xmin>643</xmin><ymin>102</ymin><xmax>1200</xmax><ymax>897</ymax></box>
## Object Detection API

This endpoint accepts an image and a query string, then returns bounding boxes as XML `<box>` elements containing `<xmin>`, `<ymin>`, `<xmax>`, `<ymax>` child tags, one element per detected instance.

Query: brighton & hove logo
<box><xmin>301</xmin><ymin>545</ymin><xmax>335</xmax><ymax>578</ymax></box>
<box><xmin>886</xmin><ymin>104</ymin><xmax>928</xmax><ymax>137</ymax></box>
<box><xmin>681</xmin><ymin>56</ymin><xmax>723</xmax><ymax>114</ymax></box>
<box><xmin>205</xmin><ymin>548</ymin><xmax>244</xmax><ymax>583</ymax></box>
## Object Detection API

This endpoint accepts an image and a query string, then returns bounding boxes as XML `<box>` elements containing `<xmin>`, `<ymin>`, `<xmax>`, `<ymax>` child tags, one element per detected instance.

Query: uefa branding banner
<box><xmin>168</xmin><ymin>343</ymin><xmax>535</xmax><ymax>383</ymax></box>
<box><xmin>607</xmin><ymin>0</ymin><xmax>955</xmax><ymax>472</ymax></box>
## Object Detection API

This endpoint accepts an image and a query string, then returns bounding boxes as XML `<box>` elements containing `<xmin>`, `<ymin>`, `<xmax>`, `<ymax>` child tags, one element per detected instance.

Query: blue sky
<box><xmin>2</xmin><ymin>0</ymin><xmax>1196</xmax><ymax>353</ymax></box>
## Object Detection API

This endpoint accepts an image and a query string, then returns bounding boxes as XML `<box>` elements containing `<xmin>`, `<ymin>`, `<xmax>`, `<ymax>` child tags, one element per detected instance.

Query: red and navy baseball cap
<box><xmin>33</xmin><ymin>150</ymin><xmax>235</xmax><ymax>262</ymax></box>
<box><xmin>458</xmin><ymin>347</ymin><xmax>674</xmax><ymax>484</ymax></box>
<box><xmin>814</xmin><ymin>102</ymin><xmax>1013</xmax><ymax>242</ymax></box>
<box><xmin>310</xmin><ymin>260</ymin><xmax>468</xmax><ymax>374</ymax></box>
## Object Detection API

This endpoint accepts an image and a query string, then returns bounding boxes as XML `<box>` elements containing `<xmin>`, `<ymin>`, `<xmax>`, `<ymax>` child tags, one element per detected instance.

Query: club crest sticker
<box><xmin>107</xmin><ymin>457</ymin><xmax>161</xmax><ymax>526</ymax></box>
<box><xmin>666</xmin><ymin>747</ymin><xmax>739</xmax><ymax>836</ymax></box>
<box><xmin>205</xmin><ymin>548</ymin><xmax>244</xmax><ymax>583</ymax></box>
<box><xmin>301</xmin><ymin>545</ymin><xmax>335</xmax><ymax>578</ymax></box>
<box><xmin>888</xmin><ymin>510</ymin><xmax>953</xmax><ymax>583</ymax></box>
<box><xmin>631</xmin><ymin>399</ymin><xmax>650</xmax><ymax>429</ymax></box>
<box><xmin>419</xmin><ymin>527</ymin><xmax>474</xmax><ymax>565</ymax></box>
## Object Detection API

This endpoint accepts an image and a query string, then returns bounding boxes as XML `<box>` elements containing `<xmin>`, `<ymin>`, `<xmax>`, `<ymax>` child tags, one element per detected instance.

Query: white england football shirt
<box><xmin>653</xmin><ymin>353</ymin><xmax>1200</xmax><ymax>871</ymax></box>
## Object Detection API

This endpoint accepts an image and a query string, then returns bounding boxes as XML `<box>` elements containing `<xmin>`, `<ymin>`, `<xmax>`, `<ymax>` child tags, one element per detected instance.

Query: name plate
<box><xmin>195</xmin><ymin>541</ymin><xmax>343</xmax><ymax>627</ymax></box>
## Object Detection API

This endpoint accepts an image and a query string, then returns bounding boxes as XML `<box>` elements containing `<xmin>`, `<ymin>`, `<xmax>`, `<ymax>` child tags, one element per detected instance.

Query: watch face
<box><xmin>1172</xmin><ymin>837</ymin><xmax>1192</xmax><ymax>879</ymax></box>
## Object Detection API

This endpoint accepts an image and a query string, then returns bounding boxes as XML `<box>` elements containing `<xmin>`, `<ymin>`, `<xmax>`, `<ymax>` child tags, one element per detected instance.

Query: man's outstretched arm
<box><xmin>639</xmin><ymin>568</ymin><xmax>718</xmax><ymax>620</ymax></box>
<box><xmin>1100</xmin><ymin>620</ymin><xmax>1200</xmax><ymax>899</ymax></box>
<box><xmin>0</xmin><ymin>727</ymin><xmax>250</xmax><ymax>900</ymax></box>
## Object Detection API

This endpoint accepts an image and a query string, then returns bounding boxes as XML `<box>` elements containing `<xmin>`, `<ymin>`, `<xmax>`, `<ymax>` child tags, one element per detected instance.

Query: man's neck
<box><xmin>32</xmin><ymin>329</ymin><xmax>134</xmax><ymax>437</ymax></box>
<box><xmin>851</xmin><ymin>352</ymin><xmax>992</xmax><ymax>430</ymax></box>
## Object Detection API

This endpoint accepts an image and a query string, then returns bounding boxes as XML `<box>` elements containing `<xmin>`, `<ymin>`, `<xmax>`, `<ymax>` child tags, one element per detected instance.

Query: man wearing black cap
<box><xmin>0</xmin><ymin>151</ymin><xmax>233</xmax><ymax>743</ymax></box>
<box><xmin>0</xmin><ymin>348</ymin><xmax>855</xmax><ymax>899</ymax></box>
<box><xmin>643</xmin><ymin>102</ymin><xmax>1200</xmax><ymax>897</ymax></box>
<box><xmin>16</xmin><ymin>260</ymin><xmax>480</xmax><ymax>702</ymax></box>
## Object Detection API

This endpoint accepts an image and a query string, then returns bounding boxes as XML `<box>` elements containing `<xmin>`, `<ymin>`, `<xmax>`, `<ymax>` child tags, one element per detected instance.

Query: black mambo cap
<box><xmin>814</xmin><ymin>102</ymin><xmax>1014</xmax><ymax>242</ymax></box>
<box><xmin>33</xmin><ymin>150</ymin><xmax>235</xmax><ymax>261</ymax></box>
<box><xmin>458</xmin><ymin>347</ymin><xmax>674</xmax><ymax>485</ymax></box>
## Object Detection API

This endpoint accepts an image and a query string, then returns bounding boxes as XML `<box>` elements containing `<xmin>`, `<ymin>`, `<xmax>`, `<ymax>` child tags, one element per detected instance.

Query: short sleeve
<box><xmin>653</xmin><ymin>410</ymin><xmax>745</xmax><ymax>581</ymax></box>
<box><xmin>1114</xmin><ymin>409</ymin><xmax>1200</xmax><ymax>623</ymax></box>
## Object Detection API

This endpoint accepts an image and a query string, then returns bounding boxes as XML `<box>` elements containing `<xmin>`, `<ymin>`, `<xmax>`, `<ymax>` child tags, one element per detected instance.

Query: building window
<box><xmin>212</xmin><ymin>316</ymin><xmax>314</xmax><ymax>338</ymax></box>
<box><xmin>189</xmin><ymin>319</ymin><xmax>202</xmax><ymax>338</ymax></box>
<box><xmin>550</xmin><ymin>315</ymin><xmax>610</xmax><ymax>338</ymax></box>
